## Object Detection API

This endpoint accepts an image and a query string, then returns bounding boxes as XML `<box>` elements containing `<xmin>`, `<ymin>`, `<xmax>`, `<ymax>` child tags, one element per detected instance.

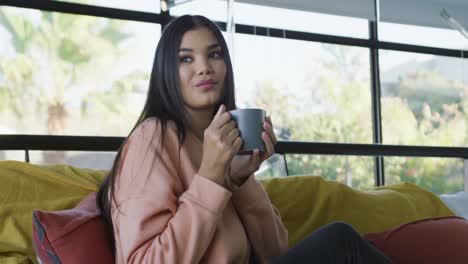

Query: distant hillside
<box><xmin>381</xmin><ymin>56</ymin><xmax>465</xmax><ymax>89</ymax></box>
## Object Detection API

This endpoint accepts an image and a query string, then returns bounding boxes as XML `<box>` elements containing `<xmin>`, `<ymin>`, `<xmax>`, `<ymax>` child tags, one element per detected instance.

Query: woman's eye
<box><xmin>209</xmin><ymin>52</ymin><xmax>222</xmax><ymax>59</ymax></box>
<box><xmin>180</xmin><ymin>57</ymin><xmax>192</xmax><ymax>63</ymax></box>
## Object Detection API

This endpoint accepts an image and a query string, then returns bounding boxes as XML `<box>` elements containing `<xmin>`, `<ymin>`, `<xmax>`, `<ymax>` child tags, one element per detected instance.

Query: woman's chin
<box><xmin>185</xmin><ymin>102</ymin><xmax>218</xmax><ymax>112</ymax></box>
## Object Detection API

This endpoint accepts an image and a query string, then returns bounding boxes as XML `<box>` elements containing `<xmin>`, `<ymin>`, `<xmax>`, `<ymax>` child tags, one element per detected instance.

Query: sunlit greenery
<box><xmin>0</xmin><ymin>7</ymin><xmax>156</xmax><ymax>163</ymax></box>
<box><xmin>253</xmin><ymin>46</ymin><xmax>467</xmax><ymax>194</ymax></box>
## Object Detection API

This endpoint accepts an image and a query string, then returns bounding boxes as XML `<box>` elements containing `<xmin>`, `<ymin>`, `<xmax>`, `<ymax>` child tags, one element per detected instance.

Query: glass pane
<box><xmin>234</xmin><ymin>33</ymin><xmax>372</xmax><ymax>143</ymax></box>
<box><xmin>170</xmin><ymin>0</ymin><xmax>227</xmax><ymax>22</ymax></box>
<box><xmin>0</xmin><ymin>151</ymin><xmax>26</xmax><ymax>161</ymax></box>
<box><xmin>29</xmin><ymin>150</ymin><xmax>116</xmax><ymax>169</ymax></box>
<box><xmin>235</xmin><ymin>3</ymin><xmax>369</xmax><ymax>39</ymax></box>
<box><xmin>385</xmin><ymin>157</ymin><xmax>464</xmax><ymax>195</ymax></box>
<box><xmin>285</xmin><ymin>154</ymin><xmax>375</xmax><ymax>190</ymax></box>
<box><xmin>53</xmin><ymin>0</ymin><xmax>160</xmax><ymax>13</ymax></box>
<box><xmin>170</xmin><ymin>1</ymin><xmax>369</xmax><ymax>38</ymax></box>
<box><xmin>379</xmin><ymin>22</ymin><xmax>468</xmax><ymax>50</ymax></box>
<box><xmin>255</xmin><ymin>154</ymin><xmax>287</xmax><ymax>179</ymax></box>
<box><xmin>380</xmin><ymin>50</ymin><xmax>468</xmax><ymax>147</ymax></box>
<box><xmin>0</xmin><ymin>7</ymin><xmax>160</xmax><ymax>136</ymax></box>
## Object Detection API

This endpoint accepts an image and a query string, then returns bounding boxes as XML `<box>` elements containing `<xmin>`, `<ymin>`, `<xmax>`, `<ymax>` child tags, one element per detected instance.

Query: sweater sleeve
<box><xmin>113</xmin><ymin>119</ymin><xmax>232</xmax><ymax>264</ymax></box>
<box><xmin>227</xmin><ymin>175</ymin><xmax>289</xmax><ymax>263</ymax></box>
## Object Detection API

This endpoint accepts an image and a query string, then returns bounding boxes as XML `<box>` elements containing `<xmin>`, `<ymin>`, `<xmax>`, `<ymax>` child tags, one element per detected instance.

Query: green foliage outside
<box><xmin>253</xmin><ymin>46</ymin><xmax>468</xmax><ymax>194</ymax></box>
<box><xmin>0</xmin><ymin>7</ymin><xmax>151</xmax><ymax>163</ymax></box>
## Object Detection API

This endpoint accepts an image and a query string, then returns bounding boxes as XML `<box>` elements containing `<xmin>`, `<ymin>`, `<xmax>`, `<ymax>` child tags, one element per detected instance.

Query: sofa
<box><xmin>1</xmin><ymin>160</ymin><xmax>466</xmax><ymax>264</ymax></box>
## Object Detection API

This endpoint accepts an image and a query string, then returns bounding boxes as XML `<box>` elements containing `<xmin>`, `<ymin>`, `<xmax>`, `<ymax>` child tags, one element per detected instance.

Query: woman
<box><xmin>97</xmin><ymin>15</ymin><xmax>391</xmax><ymax>264</ymax></box>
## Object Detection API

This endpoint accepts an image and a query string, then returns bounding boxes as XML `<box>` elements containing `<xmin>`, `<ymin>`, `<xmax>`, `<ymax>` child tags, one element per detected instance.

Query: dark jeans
<box><xmin>273</xmin><ymin>222</ymin><xmax>391</xmax><ymax>264</ymax></box>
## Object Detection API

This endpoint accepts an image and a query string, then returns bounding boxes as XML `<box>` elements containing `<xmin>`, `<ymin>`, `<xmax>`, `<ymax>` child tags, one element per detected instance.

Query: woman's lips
<box><xmin>195</xmin><ymin>80</ymin><xmax>216</xmax><ymax>91</ymax></box>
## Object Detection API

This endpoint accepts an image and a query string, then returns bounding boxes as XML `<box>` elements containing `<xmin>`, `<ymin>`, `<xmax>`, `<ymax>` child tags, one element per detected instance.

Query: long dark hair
<box><xmin>96</xmin><ymin>15</ymin><xmax>236</xmax><ymax>255</ymax></box>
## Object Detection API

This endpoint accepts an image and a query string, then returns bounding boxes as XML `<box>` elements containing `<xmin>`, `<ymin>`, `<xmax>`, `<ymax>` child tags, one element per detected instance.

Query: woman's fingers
<box><xmin>266</xmin><ymin>115</ymin><xmax>272</xmax><ymax>126</ymax></box>
<box><xmin>211</xmin><ymin>105</ymin><xmax>232</xmax><ymax>129</ymax></box>
<box><xmin>263</xmin><ymin>117</ymin><xmax>277</xmax><ymax>146</ymax></box>
<box><xmin>214</xmin><ymin>104</ymin><xmax>225</xmax><ymax>118</ymax></box>
<box><xmin>261</xmin><ymin>131</ymin><xmax>275</xmax><ymax>161</ymax></box>
<box><xmin>251</xmin><ymin>149</ymin><xmax>261</xmax><ymax>170</ymax></box>
<box><xmin>225</xmin><ymin>126</ymin><xmax>240</xmax><ymax>145</ymax></box>
<box><xmin>232</xmin><ymin>137</ymin><xmax>243</xmax><ymax>154</ymax></box>
<box><xmin>220</xmin><ymin>120</ymin><xmax>237</xmax><ymax>137</ymax></box>
<box><xmin>213</xmin><ymin>113</ymin><xmax>232</xmax><ymax>129</ymax></box>
<box><xmin>262</xmin><ymin>117</ymin><xmax>277</xmax><ymax>162</ymax></box>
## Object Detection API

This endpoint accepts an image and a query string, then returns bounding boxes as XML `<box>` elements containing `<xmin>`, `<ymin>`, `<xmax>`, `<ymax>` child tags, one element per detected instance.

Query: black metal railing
<box><xmin>2</xmin><ymin>135</ymin><xmax>468</xmax><ymax>158</ymax></box>
<box><xmin>1</xmin><ymin>135</ymin><xmax>467</xmax><ymax>187</ymax></box>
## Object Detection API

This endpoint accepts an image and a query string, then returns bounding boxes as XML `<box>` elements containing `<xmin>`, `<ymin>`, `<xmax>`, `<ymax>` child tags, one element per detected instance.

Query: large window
<box><xmin>0</xmin><ymin>6</ymin><xmax>160</xmax><ymax>167</ymax></box>
<box><xmin>286</xmin><ymin>154</ymin><xmax>375</xmax><ymax>190</ymax></box>
<box><xmin>232</xmin><ymin>33</ymin><xmax>374</xmax><ymax>187</ymax></box>
<box><xmin>379</xmin><ymin>22</ymin><xmax>468</xmax><ymax>50</ymax></box>
<box><xmin>169</xmin><ymin>0</ymin><xmax>227</xmax><ymax>22</ymax></box>
<box><xmin>0</xmin><ymin>6</ymin><xmax>160</xmax><ymax>137</ymax></box>
<box><xmin>380</xmin><ymin>51</ymin><xmax>468</xmax><ymax>147</ymax></box>
<box><xmin>234</xmin><ymin>3</ymin><xmax>369</xmax><ymax>39</ymax></box>
<box><xmin>53</xmin><ymin>0</ymin><xmax>160</xmax><ymax>13</ymax></box>
<box><xmin>169</xmin><ymin>1</ymin><xmax>369</xmax><ymax>38</ymax></box>
<box><xmin>256</xmin><ymin>153</ymin><xmax>375</xmax><ymax>190</ymax></box>
<box><xmin>233</xmin><ymin>33</ymin><xmax>372</xmax><ymax>144</ymax></box>
<box><xmin>385</xmin><ymin>157</ymin><xmax>465</xmax><ymax>194</ymax></box>
<box><xmin>380</xmin><ymin>50</ymin><xmax>468</xmax><ymax>193</ymax></box>
<box><xmin>1</xmin><ymin>1</ymin><xmax>467</xmax><ymax>191</ymax></box>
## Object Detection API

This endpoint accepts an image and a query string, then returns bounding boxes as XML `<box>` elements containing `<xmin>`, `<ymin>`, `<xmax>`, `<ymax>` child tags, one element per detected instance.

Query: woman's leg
<box><xmin>273</xmin><ymin>222</ymin><xmax>391</xmax><ymax>264</ymax></box>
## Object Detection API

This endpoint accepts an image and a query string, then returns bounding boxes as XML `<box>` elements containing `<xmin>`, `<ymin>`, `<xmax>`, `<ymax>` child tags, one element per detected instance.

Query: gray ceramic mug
<box><xmin>229</xmin><ymin>108</ymin><xmax>266</xmax><ymax>155</ymax></box>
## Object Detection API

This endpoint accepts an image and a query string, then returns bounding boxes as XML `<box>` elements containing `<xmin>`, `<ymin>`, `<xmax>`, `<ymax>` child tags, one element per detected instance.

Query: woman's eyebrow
<box><xmin>207</xmin><ymin>43</ymin><xmax>221</xmax><ymax>50</ymax></box>
<box><xmin>178</xmin><ymin>47</ymin><xmax>192</xmax><ymax>53</ymax></box>
<box><xmin>178</xmin><ymin>43</ymin><xmax>221</xmax><ymax>53</ymax></box>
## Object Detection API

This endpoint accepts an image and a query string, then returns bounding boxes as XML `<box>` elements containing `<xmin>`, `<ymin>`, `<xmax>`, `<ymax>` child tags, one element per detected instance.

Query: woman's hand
<box><xmin>229</xmin><ymin>116</ymin><xmax>277</xmax><ymax>186</ymax></box>
<box><xmin>198</xmin><ymin>104</ymin><xmax>243</xmax><ymax>187</ymax></box>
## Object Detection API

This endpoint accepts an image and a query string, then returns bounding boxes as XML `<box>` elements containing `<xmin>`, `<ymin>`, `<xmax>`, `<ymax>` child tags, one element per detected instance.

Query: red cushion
<box><xmin>364</xmin><ymin>216</ymin><xmax>468</xmax><ymax>264</ymax></box>
<box><xmin>32</xmin><ymin>192</ymin><xmax>114</xmax><ymax>264</ymax></box>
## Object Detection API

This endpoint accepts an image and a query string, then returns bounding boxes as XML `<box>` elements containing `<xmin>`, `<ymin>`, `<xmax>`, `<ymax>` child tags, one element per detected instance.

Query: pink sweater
<box><xmin>112</xmin><ymin>118</ymin><xmax>288</xmax><ymax>264</ymax></box>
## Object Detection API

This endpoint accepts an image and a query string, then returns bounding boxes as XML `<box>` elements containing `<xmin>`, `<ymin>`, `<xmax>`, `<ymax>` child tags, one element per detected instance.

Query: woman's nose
<box><xmin>197</xmin><ymin>59</ymin><xmax>213</xmax><ymax>75</ymax></box>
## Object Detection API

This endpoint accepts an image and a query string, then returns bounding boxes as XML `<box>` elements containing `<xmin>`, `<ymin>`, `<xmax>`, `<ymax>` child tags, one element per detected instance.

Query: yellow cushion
<box><xmin>260</xmin><ymin>175</ymin><xmax>454</xmax><ymax>248</ymax></box>
<box><xmin>0</xmin><ymin>255</ymin><xmax>33</xmax><ymax>264</ymax></box>
<box><xmin>0</xmin><ymin>161</ymin><xmax>106</xmax><ymax>264</ymax></box>
<box><xmin>0</xmin><ymin>161</ymin><xmax>455</xmax><ymax>262</ymax></box>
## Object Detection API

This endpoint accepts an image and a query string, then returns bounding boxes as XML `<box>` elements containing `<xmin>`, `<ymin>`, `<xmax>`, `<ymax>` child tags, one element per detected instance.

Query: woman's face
<box><xmin>178</xmin><ymin>27</ymin><xmax>226</xmax><ymax>112</ymax></box>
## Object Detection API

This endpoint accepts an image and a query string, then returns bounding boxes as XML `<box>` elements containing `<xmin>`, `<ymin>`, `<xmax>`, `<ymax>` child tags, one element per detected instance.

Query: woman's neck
<box><xmin>186</xmin><ymin>108</ymin><xmax>213</xmax><ymax>142</ymax></box>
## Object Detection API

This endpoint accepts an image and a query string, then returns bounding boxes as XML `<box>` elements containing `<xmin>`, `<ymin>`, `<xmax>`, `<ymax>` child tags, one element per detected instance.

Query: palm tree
<box><xmin>0</xmin><ymin>8</ymin><xmax>142</xmax><ymax>163</ymax></box>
